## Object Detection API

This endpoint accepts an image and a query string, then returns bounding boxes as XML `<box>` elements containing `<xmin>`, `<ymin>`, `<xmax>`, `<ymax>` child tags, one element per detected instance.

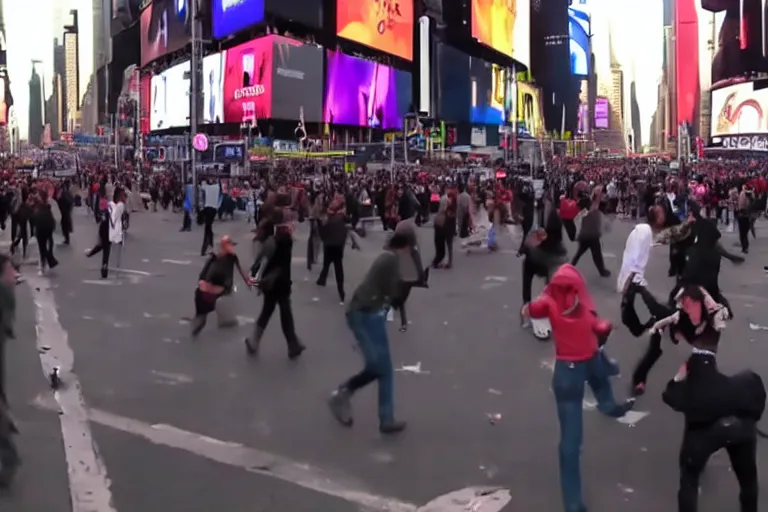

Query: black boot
<box><xmin>244</xmin><ymin>325</ymin><xmax>265</xmax><ymax>356</ymax></box>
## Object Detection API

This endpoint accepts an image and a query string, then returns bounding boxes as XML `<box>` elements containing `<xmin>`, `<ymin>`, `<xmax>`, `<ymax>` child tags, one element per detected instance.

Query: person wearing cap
<box><xmin>245</xmin><ymin>209</ymin><xmax>306</xmax><ymax>359</ymax></box>
<box><xmin>191</xmin><ymin>235</ymin><xmax>250</xmax><ymax>337</ymax></box>
<box><xmin>327</xmin><ymin>232</ymin><xmax>411</xmax><ymax>434</ymax></box>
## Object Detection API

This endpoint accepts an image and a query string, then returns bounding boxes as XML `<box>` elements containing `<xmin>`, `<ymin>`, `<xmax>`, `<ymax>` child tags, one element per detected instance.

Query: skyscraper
<box><xmin>28</xmin><ymin>65</ymin><xmax>43</xmax><ymax>145</ymax></box>
<box><xmin>64</xmin><ymin>10</ymin><xmax>81</xmax><ymax>133</ymax></box>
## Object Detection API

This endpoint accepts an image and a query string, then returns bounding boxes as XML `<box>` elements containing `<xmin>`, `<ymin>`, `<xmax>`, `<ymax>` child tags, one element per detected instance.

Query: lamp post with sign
<box><xmin>189</xmin><ymin>0</ymin><xmax>204</xmax><ymax>210</ymax></box>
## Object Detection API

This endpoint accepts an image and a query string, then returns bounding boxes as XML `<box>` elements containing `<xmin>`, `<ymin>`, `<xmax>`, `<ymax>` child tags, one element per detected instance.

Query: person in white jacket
<box><xmin>85</xmin><ymin>188</ymin><xmax>125</xmax><ymax>279</ymax></box>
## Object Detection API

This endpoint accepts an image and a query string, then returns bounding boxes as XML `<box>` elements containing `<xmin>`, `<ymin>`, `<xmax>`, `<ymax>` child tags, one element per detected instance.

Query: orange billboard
<box><xmin>336</xmin><ymin>0</ymin><xmax>413</xmax><ymax>61</ymax></box>
<box><xmin>471</xmin><ymin>0</ymin><xmax>531</xmax><ymax>65</ymax></box>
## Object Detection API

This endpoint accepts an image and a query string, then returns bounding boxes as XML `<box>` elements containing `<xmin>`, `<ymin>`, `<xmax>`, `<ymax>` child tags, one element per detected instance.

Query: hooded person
<box><xmin>660</xmin><ymin>285</ymin><xmax>763</xmax><ymax>512</ymax></box>
<box><xmin>524</xmin><ymin>264</ymin><xmax>634</xmax><ymax>512</ymax></box>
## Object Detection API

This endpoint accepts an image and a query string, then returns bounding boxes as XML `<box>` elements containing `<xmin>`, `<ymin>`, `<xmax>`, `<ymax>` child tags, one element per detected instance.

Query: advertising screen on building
<box><xmin>336</xmin><ymin>0</ymin><xmax>414</xmax><ymax>61</ymax></box>
<box><xmin>271</xmin><ymin>36</ymin><xmax>323</xmax><ymax>122</ymax></box>
<box><xmin>203</xmin><ymin>52</ymin><xmax>226</xmax><ymax>124</ymax></box>
<box><xmin>569</xmin><ymin>5</ymin><xmax>589</xmax><ymax>76</ymax></box>
<box><xmin>211</xmin><ymin>0</ymin><xmax>264</xmax><ymax>40</ymax></box>
<box><xmin>469</xmin><ymin>58</ymin><xmax>505</xmax><ymax>125</ymax></box>
<box><xmin>267</xmin><ymin>0</ymin><xmax>322</xmax><ymax>28</ymax></box>
<box><xmin>711</xmin><ymin>81</ymin><xmax>768</xmax><ymax>136</ymax></box>
<box><xmin>471</xmin><ymin>0</ymin><xmax>530</xmax><ymax>67</ymax></box>
<box><xmin>140</xmin><ymin>0</ymin><xmax>191</xmax><ymax>67</ymax></box>
<box><xmin>435</xmin><ymin>43</ymin><xmax>471</xmax><ymax>123</ymax></box>
<box><xmin>323</xmin><ymin>50</ymin><xmax>411</xmax><ymax>129</ymax></box>
<box><xmin>150</xmin><ymin>61</ymin><xmax>190</xmax><ymax>130</ymax></box>
<box><xmin>222</xmin><ymin>37</ymin><xmax>273</xmax><ymax>124</ymax></box>
<box><xmin>517</xmin><ymin>82</ymin><xmax>544</xmax><ymax>137</ymax></box>
<box><xmin>0</xmin><ymin>75</ymin><xmax>6</xmax><ymax>126</ymax></box>
<box><xmin>594</xmin><ymin>97</ymin><xmax>609</xmax><ymax>129</ymax></box>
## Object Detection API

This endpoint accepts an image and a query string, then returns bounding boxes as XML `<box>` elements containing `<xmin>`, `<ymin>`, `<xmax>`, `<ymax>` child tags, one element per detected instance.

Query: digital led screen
<box><xmin>704</xmin><ymin>0</ymin><xmax>767</xmax><ymax>84</ymax></box>
<box><xmin>267</xmin><ymin>0</ymin><xmax>322</xmax><ymax>28</ymax></box>
<box><xmin>568</xmin><ymin>5</ymin><xmax>590</xmax><ymax>76</ymax></box>
<box><xmin>469</xmin><ymin>58</ymin><xmax>505</xmax><ymax>125</ymax></box>
<box><xmin>271</xmin><ymin>36</ymin><xmax>323</xmax><ymax>122</ymax></box>
<box><xmin>203</xmin><ymin>52</ymin><xmax>226</xmax><ymax>124</ymax></box>
<box><xmin>517</xmin><ymin>82</ymin><xmax>544</xmax><ymax>137</ymax></box>
<box><xmin>435</xmin><ymin>43</ymin><xmax>471</xmax><ymax>123</ymax></box>
<box><xmin>140</xmin><ymin>0</ymin><xmax>191</xmax><ymax>67</ymax></box>
<box><xmin>711</xmin><ymin>81</ymin><xmax>768</xmax><ymax>136</ymax></box>
<box><xmin>471</xmin><ymin>0</ymin><xmax>531</xmax><ymax>67</ymax></box>
<box><xmin>211</xmin><ymin>0</ymin><xmax>265</xmax><ymax>40</ymax></box>
<box><xmin>150</xmin><ymin>61</ymin><xmax>190</xmax><ymax>130</ymax></box>
<box><xmin>222</xmin><ymin>37</ymin><xmax>273</xmax><ymax>123</ymax></box>
<box><xmin>594</xmin><ymin>96</ymin><xmax>609</xmax><ymax>129</ymax></box>
<box><xmin>336</xmin><ymin>0</ymin><xmax>414</xmax><ymax>61</ymax></box>
<box><xmin>323</xmin><ymin>50</ymin><xmax>411</xmax><ymax>129</ymax></box>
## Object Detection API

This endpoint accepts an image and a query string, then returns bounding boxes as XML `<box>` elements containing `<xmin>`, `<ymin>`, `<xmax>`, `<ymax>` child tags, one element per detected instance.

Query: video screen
<box><xmin>471</xmin><ymin>0</ymin><xmax>531</xmax><ymax>67</ymax></box>
<box><xmin>569</xmin><ymin>5</ymin><xmax>590</xmax><ymax>76</ymax></box>
<box><xmin>222</xmin><ymin>37</ymin><xmax>273</xmax><ymax>124</ymax></box>
<box><xmin>469</xmin><ymin>57</ymin><xmax>505</xmax><ymax>125</ymax></box>
<box><xmin>594</xmin><ymin>96</ymin><xmax>609</xmax><ymax>129</ymax></box>
<box><xmin>711</xmin><ymin>81</ymin><xmax>768</xmax><ymax>136</ymax></box>
<box><xmin>140</xmin><ymin>0</ymin><xmax>191</xmax><ymax>67</ymax></box>
<box><xmin>271</xmin><ymin>36</ymin><xmax>323</xmax><ymax>122</ymax></box>
<box><xmin>435</xmin><ymin>43</ymin><xmax>471</xmax><ymax>123</ymax></box>
<box><xmin>150</xmin><ymin>61</ymin><xmax>190</xmax><ymax>130</ymax></box>
<box><xmin>203</xmin><ymin>52</ymin><xmax>226</xmax><ymax>124</ymax></box>
<box><xmin>336</xmin><ymin>0</ymin><xmax>414</xmax><ymax>61</ymax></box>
<box><xmin>211</xmin><ymin>0</ymin><xmax>264</xmax><ymax>40</ymax></box>
<box><xmin>323</xmin><ymin>50</ymin><xmax>411</xmax><ymax>129</ymax></box>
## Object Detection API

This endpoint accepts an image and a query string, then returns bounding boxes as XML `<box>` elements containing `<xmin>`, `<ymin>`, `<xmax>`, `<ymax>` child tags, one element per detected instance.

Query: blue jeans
<box><xmin>344</xmin><ymin>310</ymin><xmax>395</xmax><ymax>424</ymax></box>
<box><xmin>552</xmin><ymin>352</ymin><xmax>625</xmax><ymax>512</ymax></box>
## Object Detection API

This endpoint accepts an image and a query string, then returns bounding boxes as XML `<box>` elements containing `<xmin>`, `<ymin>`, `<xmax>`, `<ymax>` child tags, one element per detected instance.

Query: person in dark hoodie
<box><xmin>520</xmin><ymin>197</ymin><xmax>567</xmax><ymax>328</ymax></box>
<box><xmin>570</xmin><ymin>186</ymin><xmax>611</xmax><ymax>277</ymax></box>
<box><xmin>56</xmin><ymin>180</ymin><xmax>74</xmax><ymax>245</ymax></box>
<box><xmin>524</xmin><ymin>264</ymin><xmax>633</xmax><ymax>512</ymax></box>
<box><xmin>31</xmin><ymin>190</ymin><xmax>58</xmax><ymax>276</ymax></box>
<box><xmin>660</xmin><ymin>284</ymin><xmax>763</xmax><ymax>512</ymax></box>
<box><xmin>316</xmin><ymin>193</ymin><xmax>348</xmax><ymax>303</ymax></box>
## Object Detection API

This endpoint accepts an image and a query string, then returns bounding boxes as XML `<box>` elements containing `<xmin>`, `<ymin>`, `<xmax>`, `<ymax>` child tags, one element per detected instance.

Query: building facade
<box><xmin>64</xmin><ymin>10</ymin><xmax>80</xmax><ymax>133</ymax></box>
<box><xmin>28</xmin><ymin>66</ymin><xmax>43</xmax><ymax>145</ymax></box>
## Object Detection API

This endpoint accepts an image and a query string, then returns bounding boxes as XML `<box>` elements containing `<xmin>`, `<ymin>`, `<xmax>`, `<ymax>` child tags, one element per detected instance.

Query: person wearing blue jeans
<box><xmin>525</xmin><ymin>263</ymin><xmax>634</xmax><ymax>512</ymax></box>
<box><xmin>328</xmin><ymin>233</ymin><xmax>410</xmax><ymax>434</ymax></box>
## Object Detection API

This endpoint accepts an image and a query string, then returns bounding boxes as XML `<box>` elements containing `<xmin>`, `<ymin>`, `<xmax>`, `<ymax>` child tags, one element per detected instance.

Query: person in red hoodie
<box><xmin>524</xmin><ymin>264</ymin><xmax>634</xmax><ymax>512</ymax></box>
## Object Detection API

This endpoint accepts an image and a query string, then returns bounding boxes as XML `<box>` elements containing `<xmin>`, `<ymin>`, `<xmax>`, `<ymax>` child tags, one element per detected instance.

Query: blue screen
<box><xmin>569</xmin><ymin>7</ymin><xmax>590</xmax><ymax>76</ymax></box>
<box><xmin>212</xmin><ymin>0</ymin><xmax>265</xmax><ymax>40</ymax></box>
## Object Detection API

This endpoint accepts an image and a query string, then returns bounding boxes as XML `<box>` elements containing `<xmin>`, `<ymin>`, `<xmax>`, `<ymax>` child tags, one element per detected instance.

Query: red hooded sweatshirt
<box><xmin>528</xmin><ymin>264</ymin><xmax>600</xmax><ymax>362</ymax></box>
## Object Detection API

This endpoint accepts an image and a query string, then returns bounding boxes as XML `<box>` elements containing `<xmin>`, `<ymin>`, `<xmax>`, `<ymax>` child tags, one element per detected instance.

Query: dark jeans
<box><xmin>522</xmin><ymin>256</ymin><xmax>548</xmax><ymax>304</ymax></box>
<box><xmin>571</xmin><ymin>238</ymin><xmax>608</xmax><ymax>274</ymax></box>
<box><xmin>432</xmin><ymin>226</ymin><xmax>454</xmax><ymax>267</ymax></box>
<box><xmin>553</xmin><ymin>353</ymin><xmax>627</xmax><ymax>512</ymax></box>
<box><xmin>342</xmin><ymin>309</ymin><xmax>394</xmax><ymax>425</ymax></box>
<box><xmin>256</xmin><ymin>287</ymin><xmax>301</xmax><ymax>349</ymax></box>
<box><xmin>562</xmin><ymin>219</ymin><xmax>577</xmax><ymax>241</ymax></box>
<box><xmin>307</xmin><ymin>220</ymin><xmax>321</xmax><ymax>269</ymax></box>
<box><xmin>36</xmin><ymin>232</ymin><xmax>58</xmax><ymax>271</ymax></box>
<box><xmin>317</xmin><ymin>245</ymin><xmax>345</xmax><ymax>300</ymax></box>
<box><xmin>678</xmin><ymin>421</ymin><xmax>758</xmax><ymax>512</ymax></box>
<box><xmin>10</xmin><ymin>216</ymin><xmax>28</xmax><ymax>258</ymax></box>
<box><xmin>200</xmin><ymin>207</ymin><xmax>217</xmax><ymax>254</ymax></box>
<box><xmin>88</xmin><ymin>237</ymin><xmax>112</xmax><ymax>269</ymax></box>
<box><xmin>181</xmin><ymin>210</ymin><xmax>191</xmax><ymax>231</ymax></box>
<box><xmin>737</xmin><ymin>216</ymin><xmax>751</xmax><ymax>253</ymax></box>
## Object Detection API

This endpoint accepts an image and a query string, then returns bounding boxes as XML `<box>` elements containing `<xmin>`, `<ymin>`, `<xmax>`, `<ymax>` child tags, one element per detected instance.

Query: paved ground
<box><xmin>3</xmin><ymin>205</ymin><xmax>768</xmax><ymax>511</ymax></box>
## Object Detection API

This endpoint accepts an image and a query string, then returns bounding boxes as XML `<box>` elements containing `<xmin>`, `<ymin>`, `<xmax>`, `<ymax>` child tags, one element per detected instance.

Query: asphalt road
<box><xmin>3</xmin><ymin>205</ymin><xmax>768</xmax><ymax>512</ymax></box>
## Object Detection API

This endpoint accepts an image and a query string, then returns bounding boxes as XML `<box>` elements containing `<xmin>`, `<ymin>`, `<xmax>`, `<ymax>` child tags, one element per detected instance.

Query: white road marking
<box><xmin>26</xmin><ymin>274</ymin><xmax>117</xmax><ymax>512</ymax></box>
<box><xmin>31</xmin><ymin>397</ymin><xmax>418</xmax><ymax>512</ymax></box>
<box><xmin>82</xmin><ymin>279</ymin><xmax>121</xmax><ymax>286</ymax></box>
<box><xmin>484</xmin><ymin>276</ymin><xmax>508</xmax><ymax>282</ymax></box>
<box><xmin>419</xmin><ymin>487</ymin><xmax>511</xmax><ymax>512</ymax></box>
<box><xmin>161</xmin><ymin>259</ymin><xmax>192</xmax><ymax>265</ymax></box>
<box><xmin>108</xmin><ymin>268</ymin><xmax>151</xmax><ymax>276</ymax></box>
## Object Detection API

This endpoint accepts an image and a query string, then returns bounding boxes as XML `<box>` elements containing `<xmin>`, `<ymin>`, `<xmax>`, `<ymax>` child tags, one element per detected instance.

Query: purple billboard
<box><xmin>212</xmin><ymin>0</ymin><xmax>265</xmax><ymax>40</ymax></box>
<box><xmin>594</xmin><ymin>97</ymin><xmax>609</xmax><ymax>129</ymax></box>
<box><xmin>323</xmin><ymin>50</ymin><xmax>411</xmax><ymax>129</ymax></box>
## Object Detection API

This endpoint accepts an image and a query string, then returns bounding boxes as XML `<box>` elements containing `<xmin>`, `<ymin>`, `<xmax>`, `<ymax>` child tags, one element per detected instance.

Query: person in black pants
<box><xmin>571</xmin><ymin>188</ymin><xmax>611</xmax><ymax>277</ymax></box>
<box><xmin>200</xmin><ymin>206</ymin><xmax>217</xmax><ymax>256</ymax></box>
<box><xmin>432</xmin><ymin>191</ymin><xmax>457</xmax><ymax>269</ymax></box>
<box><xmin>316</xmin><ymin>195</ymin><xmax>347</xmax><ymax>303</ymax></box>
<box><xmin>661</xmin><ymin>285</ymin><xmax>762</xmax><ymax>512</ymax></box>
<box><xmin>31</xmin><ymin>190</ymin><xmax>58</xmax><ymax>276</ymax></box>
<box><xmin>10</xmin><ymin>193</ymin><xmax>31</xmax><ymax>261</ymax></box>
<box><xmin>86</xmin><ymin>189</ymin><xmax>111</xmax><ymax>278</ymax></box>
<box><xmin>245</xmin><ymin>209</ymin><xmax>306</xmax><ymax>360</ymax></box>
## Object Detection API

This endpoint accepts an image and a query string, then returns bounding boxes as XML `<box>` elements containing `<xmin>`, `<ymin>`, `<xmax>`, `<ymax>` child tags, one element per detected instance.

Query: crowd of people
<box><xmin>0</xmin><ymin>152</ymin><xmax>766</xmax><ymax>511</ymax></box>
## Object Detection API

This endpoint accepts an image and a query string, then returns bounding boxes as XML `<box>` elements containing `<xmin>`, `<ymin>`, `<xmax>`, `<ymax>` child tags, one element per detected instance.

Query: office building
<box><xmin>28</xmin><ymin>65</ymin><xmax>43</xmax><ymax>145</ymax></box>
<box><xmin>64</xmin><ymin>10</ymin><xmax>80</xmax><ymax>133</ymax></box>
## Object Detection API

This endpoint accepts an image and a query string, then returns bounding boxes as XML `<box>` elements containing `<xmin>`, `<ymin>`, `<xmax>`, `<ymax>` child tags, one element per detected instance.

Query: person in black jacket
<box><xmin>56</xmin><ymin>181</ymin><xmax>74</xmax><ymax>245</ymax></box>
<box><xmin>661</xmin><ymin>285</ymin><xmax>764</xmax><ymax>512</ymax></box>
<box><xmin>316</xmin><ymin>193</ymin><xmax>348</xmax><ymax>303</ymax></box>
<box><xmin>31</xmin><ymin>190</ymin><xmax>58</xmax><ymax>276</ymax></box>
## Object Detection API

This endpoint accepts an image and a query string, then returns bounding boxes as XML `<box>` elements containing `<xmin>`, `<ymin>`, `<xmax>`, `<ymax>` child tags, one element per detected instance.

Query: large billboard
<box><xmin>211</xmin><ymin>0</ymin><xmax>265</xmax><ymax>40</ymax></box>
<box><xmin>337</xmin><ymin>0</ymin><xmax>414</xmax><ymax>61</ymax></box>
<box><xmin>517</xmin><ymin>82</ymin><xmax>544</xmax><ymax>137</ymax></box>
<box><xmin>323</xmin><ymin>50</ymin><xmax>411</xmax><ymax>129</ymax></box>
<box><xmin>267</xmin><ymin>0</ymin><xmax>322</xmax><ymax>28</ymax></box>
<box><xmin>711</xmin><ymin>81</ymin><xmax>768</xmax><ymax>136</ymax></box>
<box><xmin>150</xmin><ymin>61</ymin><xmax>190</xmax><ymax>130</ymax></box>
<box><xmin>470</xmin><ymin>58</ymin><xmax>505</xmax><ymax>125</ymax></box>
<box><xmin>471</xmin><ymin>0</ymin><xmax>530</xmax><ymax>67</ymax></box>
<box><xmin>568</xmin><ymin>4</ymin><xmax>590</xmax><ymax>76</ymax></box>
<box><xmin>435</xmin><ymin>43</ymin><xmax>471</xmax><ymax>123</ymax></box>
<box><xmin>222</xmin><ymin>37</ymin><xmax>273</xmax><ymax>123</ymax></box>
<box><xmin>271</xmin><ymin>37</ymin><xmax>323</xmax><ymax>122</ymax></box>
<box><xmin>704</xmin><ymin>0</ymin><xmax>767</xmax><ymax>84</ymax></box>
<box><xmin>140</xmin><ymin>0</ymin><xmax>191</xmax><ymax>66</ymax></box>
<box><xmin>203</xmin><ymin>52</ymin><xmax>226</xmax><ymax>124</ymax></box>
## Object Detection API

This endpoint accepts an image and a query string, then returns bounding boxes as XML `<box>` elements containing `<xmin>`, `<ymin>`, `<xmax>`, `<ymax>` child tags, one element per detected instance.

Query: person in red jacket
<box><xmin>523</xmin><ymin>264</ymin><xmax>634</xmax><ymax>512</ymax></box>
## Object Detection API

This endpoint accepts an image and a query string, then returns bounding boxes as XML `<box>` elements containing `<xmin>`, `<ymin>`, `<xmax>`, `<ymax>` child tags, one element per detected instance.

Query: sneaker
<box><xmin>631</xmin><ymin>382</ymin><xmax>646</xmax><ymax>397</ymax></box>
<box><xmin>288</xmin><ymin>343</ymin><xmax>306</xmax><ymax>360</ymax></box>
<box><xmin>328</xmin><ymin>389</ymin><xmax>353</xmax><ymax>427</ymax></box>
<box><xmin>379</xmin><ymin>420</ymin><xmax>407</xmax><ymax>434</ymax></box>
